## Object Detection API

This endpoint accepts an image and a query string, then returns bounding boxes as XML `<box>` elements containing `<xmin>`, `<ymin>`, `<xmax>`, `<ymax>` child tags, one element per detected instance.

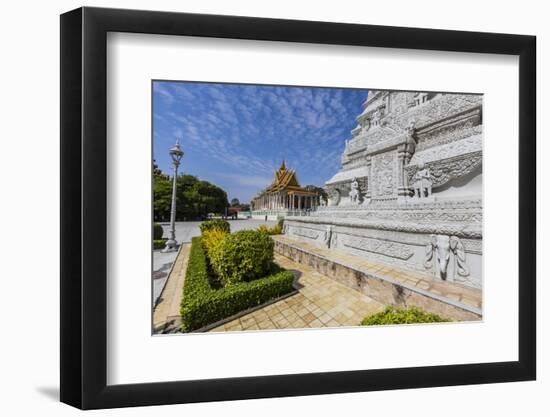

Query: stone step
<box><xmin>273</xmin><ymin>235</ymin><xmax>482</xmax><ymax>321</ymax></box>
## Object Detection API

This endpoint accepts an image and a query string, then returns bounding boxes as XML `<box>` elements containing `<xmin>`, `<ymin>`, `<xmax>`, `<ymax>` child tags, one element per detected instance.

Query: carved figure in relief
<box><xmin>349</xmin><ymin>177</ymin><xmax>362</xmax><ymax>204</ymax></box>
<box><xmin>404</xmin><ymin>120</ymin><xmax>417</xmax><ymax>160</ymax></box>
<box><xmin>363</xmin><ymin>118</ymin><xmax>371</xmax><ymax>132</ymax></box>
<box><xmin>450</xmin><ymin>236</ymin><xmax>470</xmax><ymax>277</ymax></box>
<box><xmin>323</xmin><ymin>226</ymin><xmax>333</xmax><ymax>249</ymax></box>
<box><xmin>330</xmin><ymin>231</ymin><xmax>338</xmax><ymax>249</ymax></box>
<box><xmin>413</xmin><ymin>162</ymin><xmax>433</xmax><ymax>198</ymax></box>
<box><xmin>327</xmin><ymin>188</ymin><xmax>341</xmax><ymax>206</ymax></box>
<box><xmin>424</xmin><ymin>234</ymin><xmax>470</xmax><ymax>281</ymax></box>
<box><xmin>372</xmin><ymin>107</ymin><xmax>384</xmax><ymax>127</ymax></box>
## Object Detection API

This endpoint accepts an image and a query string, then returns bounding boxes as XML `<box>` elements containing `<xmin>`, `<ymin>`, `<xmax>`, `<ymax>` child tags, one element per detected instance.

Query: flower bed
<box><xmin>180</xmin><ymin>236</ymin><xmax>295</xmax><ymax>332</ymax></box>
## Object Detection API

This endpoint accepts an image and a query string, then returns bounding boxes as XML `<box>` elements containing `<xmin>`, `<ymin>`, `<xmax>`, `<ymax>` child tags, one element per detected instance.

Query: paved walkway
<box><xmin>209</xmin><ymin>254</ymin><xmax>385</xmax><ymax>332</ymax></box>
<box><xmin>153</xmin><ymin>243</ymin><xmax>190</xmax><ymax>333</ymax></box>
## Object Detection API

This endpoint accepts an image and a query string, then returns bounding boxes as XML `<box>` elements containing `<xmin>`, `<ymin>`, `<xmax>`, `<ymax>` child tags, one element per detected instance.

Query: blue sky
<box><xmin>153</xmin><ymin>81</ymin><xmax>367</xmax><ymax>203</ymax></box>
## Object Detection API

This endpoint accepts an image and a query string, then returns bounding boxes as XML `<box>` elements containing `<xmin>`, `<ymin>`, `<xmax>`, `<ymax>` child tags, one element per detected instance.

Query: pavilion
<box><xmin>251</xmin><ymin>161</ymin><xmax>320</xmax><ymax>219</ymax></box>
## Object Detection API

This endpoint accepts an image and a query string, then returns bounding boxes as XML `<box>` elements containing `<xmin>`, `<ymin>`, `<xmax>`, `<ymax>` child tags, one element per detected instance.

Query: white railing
<box><xmin>250</xmin><ymin>208</ymin><xmax>315</xmax><ymax>217</ymax></box>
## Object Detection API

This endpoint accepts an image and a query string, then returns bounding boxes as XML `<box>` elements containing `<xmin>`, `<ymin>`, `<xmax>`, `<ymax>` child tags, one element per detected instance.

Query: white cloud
<box><xmin>225</xmin><ymin>173</ymin><xmax>273</xmax><ymax>188</ymax></box>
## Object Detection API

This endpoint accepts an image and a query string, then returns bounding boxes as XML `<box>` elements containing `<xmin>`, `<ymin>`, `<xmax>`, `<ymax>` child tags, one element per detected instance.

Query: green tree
<box><xmin>153</xmin><ymin>168</ymin><xmax>229</xmax><ymax>221</ymax></box>
<box><xmin>153</xmin><ymin>161</ymin><xmax>172</xmax><ymax>221</ymax></box>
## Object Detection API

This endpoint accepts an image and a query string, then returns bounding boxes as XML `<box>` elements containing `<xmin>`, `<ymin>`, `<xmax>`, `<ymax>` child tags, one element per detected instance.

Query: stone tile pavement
<box><xmin>153</xmin><ymin>243</ymin><xmax>190</xmax><ymax>333</ymax></box>
<box><xmin>209</xmin><ymin>254</ymin><xmax>385</xmax><ymax>332</ymax></box>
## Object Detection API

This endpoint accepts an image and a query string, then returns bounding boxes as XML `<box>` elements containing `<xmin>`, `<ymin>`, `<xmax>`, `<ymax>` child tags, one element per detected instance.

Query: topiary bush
<box><xmin>209</xmin><ymin>230</ymin><xmax>274</xmax><ymax>286</ymax></box>
<box><xmin>180</xmin><ymin>237</ymin><xmax>294</xmax><ymax>331</ymax></box>
<box><xmin>153</xmin><ymin>223</ymin><xmax>164</xmax><ymax>240</ymax></box>
<box><xmin>199</xmin><ymin>219</ymin><xmax>230</xmax><ymax>235</ymax></box>
<box><xmin>360</xmin><ymin>306</ymin><xmax>449</xmax><ymax>326</ymax></box>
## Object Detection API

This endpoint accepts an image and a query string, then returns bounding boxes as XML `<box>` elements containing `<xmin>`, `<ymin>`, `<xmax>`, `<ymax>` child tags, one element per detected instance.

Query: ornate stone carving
<box><xmin>323</xmin><ymin>226</ymin><xmax>334</xmax><ymax>249</ymax></box>
<box><xmin>416</xmin><ymin>115</ymin><xmax>482</xmax><ymax>151</ymax></box>
<box><xmin>326</xmin><ymin>187</ymin><xmax>341</xmax><ymax>206</ymax></box>
<box><xmin>424</xmin><ymin>234</ymin><xmax>470</xmax><ymax>281</ymax></box>
<box><xmin>344</xmin><ymin>236</ymin><xmax>414</xmax><ymax>260</ymax></box>
<box><xmin>371</xmin><ymin>151</ymin><xmax>396</xmax><ymax>197</ymax></box>
<box><xmin>412</xmin><ymin>162</ymin><xmax>433</xmax><ymax>198</ymax></box>
<box><xmin>293</xmin><ymin>227</ymin><xmax>320</xmax><ymax>240</ymax></box>
<box><xmin>349</xmin><ymin>177</ymin><xmax>362</xmax><ymax>204</ymax></box>
<box><xmin>406</xmin><ymin>152</ymin><xmax>482</xmax><ymax>189</ymax></box>
<box><xmin>425</xmin><ymin>235</ymin><xmax>451</xmax><ymax>280</ymax></box>
<box><xmin>412</xmin><ymin>135</ymin><xmax>482</xmax><ymax>164</ymax></box>
<box><xmin>450</xmin><ymin>236</ymin><xmax>470</xmax><ymax>277</ymax></box>
<box><xmin>404</xmin><ymin>120</ymin><xmax>417</xmax><ymax>161</ymax></box>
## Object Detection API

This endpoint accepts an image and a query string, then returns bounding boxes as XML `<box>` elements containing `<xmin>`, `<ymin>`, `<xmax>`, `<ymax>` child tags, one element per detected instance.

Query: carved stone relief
<box><xmin>343</xmin><ymin>236</ymin><xmax>414</xmax><ymax>260</ymax></box>
<box><xmin>406</xmin><ymin>152</ymin><xmax>482</xmax><ymax>189</ymax></box>
<box><xmin>371</xmin><ymin>151</ymin><xmax>397</xmax><ymax>198</ymax></box>
<box><xmin>424</xmin><ymin>234</ymin><xmax>470</xmax><ymax>281</ymax></box>
<box><xmin>292</xmin><ymin>227</ymin><xmax>320</xmax><ymax>240</ymax></box>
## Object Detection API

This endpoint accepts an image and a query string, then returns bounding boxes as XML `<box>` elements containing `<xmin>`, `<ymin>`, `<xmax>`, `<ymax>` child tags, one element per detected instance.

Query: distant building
<box><xmin>251</xmin><ymin>161</ymin><xmax>320</xmax><ymax>220</ymax></box>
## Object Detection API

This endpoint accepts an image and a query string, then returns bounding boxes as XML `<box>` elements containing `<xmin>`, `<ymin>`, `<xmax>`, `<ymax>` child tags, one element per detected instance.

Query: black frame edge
<box><xmin>60</xmin><ymin>6</ymin><xmax>537</xmax><ymax>410</ymax></box>
<box><xmin>517</xmin><ymin>35</ymin><xmax>537</xmax><ymax>379</ymax></box>
<box><xmin>60</xmin><ymin>7</ymin><xmax>83</xmax><ymax>409</ymax></box>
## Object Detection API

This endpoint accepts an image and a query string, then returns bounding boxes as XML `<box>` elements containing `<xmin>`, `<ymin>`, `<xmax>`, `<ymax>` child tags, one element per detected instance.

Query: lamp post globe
<box><xmin>162</xmin><ymin>139</ymin><xmax>184</xmax><ymax>253</ymax></box>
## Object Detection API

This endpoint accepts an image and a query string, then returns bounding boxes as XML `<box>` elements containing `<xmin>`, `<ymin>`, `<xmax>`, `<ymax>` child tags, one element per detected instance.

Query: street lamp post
<box><xmin>162</xmin><ymin>139</ymin><xmax>184</xmax><ymax>252</ymax></box>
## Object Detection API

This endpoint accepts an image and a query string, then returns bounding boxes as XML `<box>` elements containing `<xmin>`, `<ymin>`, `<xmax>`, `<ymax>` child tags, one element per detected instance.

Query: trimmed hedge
<box><xmin>360</xmin><ymin>306</ymin><xmax>449</xmax><ymax>326</ymax></box>
<box><xmin>200</xmin><ymin>219</ymin><xmax>230</xmax><ymax>235</ymax></box>
<box><xmin>180</xmin><ymin>237</ymin><xmax>294</xmax><ymax>332</ymax></box>
<box><xmin>153</xmin><ymin>223</ymin><xmax>164</xmax><ymax>240</ymax></box>
<box><xmin>153</xmin><ymin>239</ymin><xmax>167</xmax><ymax>250</ymax></box>
<box><xmin>209</xmin><ymin>230</ymin><xmax>274</xmax><ymax>286</ymax></box>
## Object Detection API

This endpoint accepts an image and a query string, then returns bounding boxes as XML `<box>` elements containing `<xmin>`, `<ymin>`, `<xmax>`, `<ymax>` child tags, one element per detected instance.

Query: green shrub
<box><xmin>257</xmin><ymin>224</ymin><xmax>270</xmax><ymax>234</ymax></box>
<box><xmin>200</xmin><ymin>219</ymin><xmax>230</xmax><ymax>235</ymax></box>
<box><xmin>180</xmin><ymin>237</ymin><xmax>294</xmax><ymax>331</ymax></box>
<box><xmin>258</xmin><ymin>223</ymin><xmax>283</xmax><ymax>235</ymax></box>
<box><xmin>153</xmin><ymin>239</ymin><xmax>167</xmax><ymax>250</ymax></box>
<box><xmin>153</xmin><ymin>223</ymin><xmax>164</xmax><ymax>240</ymax></box>
<box><xmin>201</xmin><ymin>228</ymin><xmax>228</xmax><ymax>259</ymax></box>
<box><xmin>210</xmin><ymin>230</ymin><xmax>274</xmax><ymax>286</ymax></box>
<box><xmin>360</xmin><ymin>306</ymin><xmax>449</xmax><ymax>326</ymax></box>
